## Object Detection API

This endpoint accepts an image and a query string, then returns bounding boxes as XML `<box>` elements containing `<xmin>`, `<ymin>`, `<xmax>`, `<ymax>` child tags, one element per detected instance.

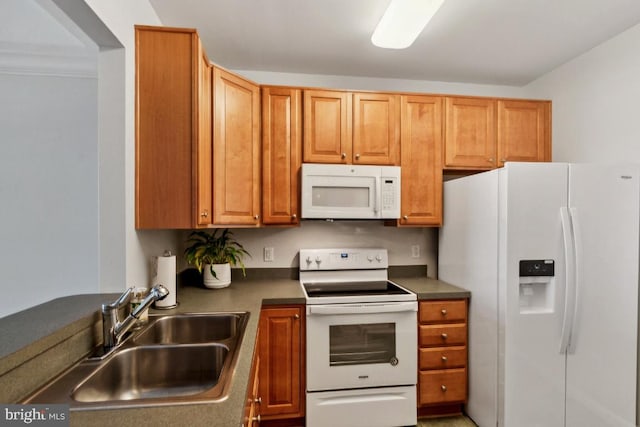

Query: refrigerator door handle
<box><xmin>559</xmin><ymin>207</ymin><xmax>577</xmax><ymax>354</ymax></box>
<box><xmin>566</xmin><ymin>207</ymin><xmax>581</xmax><ymax>354</ymax></box>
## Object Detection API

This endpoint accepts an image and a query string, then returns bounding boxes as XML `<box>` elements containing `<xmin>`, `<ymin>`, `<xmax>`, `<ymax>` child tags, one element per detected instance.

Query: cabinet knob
<box><xmin>294</xmin><ymin>314</ymin><xmax>300</xmax><ymax>319</ymax></box>
<box><xmin>402</xmin><ymin>215</ymin><xmax>408</xmax><ymax>220</ymax></box>
<box><xmin>355</xmin><ymin>153</ymin><xmax>360</xmax><ymax>160</ymax></box>
<box><xmin>441</xmin><ymin>333</ymin><xmax>448</xmax><ymax>339</ymax></box>
<box><xmin>252</xmin><ymin>414</ymin><xmax>261</xmax><ymax>423</ymax></box>
<box><xmin>291</xmin><ymin>213</ymin><xmax>297</xmax><ymax>220</ymax></box>
<box><xmin>441</xmin><ymin>309</ymin><xmax>447</xmax><ymax>316</ymax></box>
<box><xmin>255</xmin><ymin>397</ymin><xmax>262</xmax><ymax>404</ymax></box>
<box><xmin>441</xmin><ymin>385</ymin><xmax>447</xmax><ymax>392</ymax></box>
<box><xmin>200</xmin><ymin>210</ymin><xmax>209</xmax><ymax>218</ymax></box>
<box><xmin>254</xmin><ymin>214</ymin><xmax>260</xmax><ymax>220</ymax></box>
<box><xmin>341</xmin><ymin>152</ymin><xmax>347</xmax><ymax>159</ymax></box>
<box><xmin>442</xmin><ymin>355</ymin><xmax>448</xmax><ymax>362</ymax></box>
<box><xmin>488</xmin><ymin>158</ymin><xmax>495</xmax><ymax>163</ymax></box>
<box><xmin>501</xmin><ymin>158</ymin><xmax>507</xmax><ymax>163</ymax></box>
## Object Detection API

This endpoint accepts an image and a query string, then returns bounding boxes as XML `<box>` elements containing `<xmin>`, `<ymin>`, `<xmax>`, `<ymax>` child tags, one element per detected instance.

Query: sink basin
<box><xmin>72</xmin><ymin>344</ymin><xmax>228</xmax><ymax>402</ymax></box>
<box><xmin>134</xmin><ymin>313</ymin><xmax>244</xmax><ymax>345</ymax></box>
<box><xmin>23</xmin><ymin>312</ymin><xmax>249</xmax><ymax>410</ymax></box>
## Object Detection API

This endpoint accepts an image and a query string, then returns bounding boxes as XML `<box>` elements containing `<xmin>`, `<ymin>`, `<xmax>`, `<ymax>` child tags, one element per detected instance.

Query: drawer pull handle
<box><xmin>441</xmin><ymin>333</ymin><xmax>448</xmax><ymax>339</ymax></box>
<box><xmin>441</xmin><ymin>356</ymin><xmax>448</xmax><ymax>362</ymax></box>
<box><xmin>441</xmin><ymin>385</ymin><xmax>447</xmax><ymax>392</ymax></box>
<box><xmin>441</xmin><ymin>309</ymin><xmax>447</xmax><ymax>315</ymax></box>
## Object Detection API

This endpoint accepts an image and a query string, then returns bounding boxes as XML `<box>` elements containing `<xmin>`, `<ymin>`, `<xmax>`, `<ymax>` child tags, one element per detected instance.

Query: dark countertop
<box><xmin>0</xmin><ymin>275</ymin><xmax>468</xmax><ymax>427</ymax></box>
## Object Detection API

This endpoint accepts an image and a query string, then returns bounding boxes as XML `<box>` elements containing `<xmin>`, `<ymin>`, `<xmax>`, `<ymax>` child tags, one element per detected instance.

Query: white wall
<box><xmin>179</xmin><ymin>223</ymin><xmax>438</xmax><ymax>275</ymax></box>
<box><xmin>0</xmin><ymin>72</ymin><xmax>99</xmax><ymax>317</ymax></box>
<box><xmin>524</xmin><ymin>22</ymin><xmax>640</xmax><ymax>162</ymax></box>
<box><xmin>238</xmin><ymin>70</ymin><xmax>527</xmax><ymax>98</ymax></box>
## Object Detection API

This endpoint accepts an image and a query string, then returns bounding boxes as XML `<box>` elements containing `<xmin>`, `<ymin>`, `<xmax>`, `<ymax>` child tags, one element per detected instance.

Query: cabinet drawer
<box><xmin>419</xmin><ymin>324</ymin><xmax>467</xmax><ymax>347</ymax></box>
<box><xmin>419</xmin><ymin>369</ymin><xmax>466</xmax><ymax>405</ymax></box>
<box><xmin>419</xmin><ymin>346</ymin><xmax>466</xmax><ymax>370</ymax></box>
<box><xmin>419</xmin><ymin>300</ymin><xmax>467</xmax><ymax>323</ymax></box>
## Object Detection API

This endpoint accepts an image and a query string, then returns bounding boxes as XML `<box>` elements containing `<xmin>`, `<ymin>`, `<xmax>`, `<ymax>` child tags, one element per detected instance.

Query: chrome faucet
<box><xmin>101</xmin><ymin>284</ymin><xmax>170</xmax><ymax>351</ymax></box>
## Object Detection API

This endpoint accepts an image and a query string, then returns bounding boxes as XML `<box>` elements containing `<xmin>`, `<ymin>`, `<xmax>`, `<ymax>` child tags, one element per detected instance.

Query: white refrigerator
<box><xmin>438</xmin><ymin>162</ymin><xmax>639</xmax><ymax>427</ymax></box>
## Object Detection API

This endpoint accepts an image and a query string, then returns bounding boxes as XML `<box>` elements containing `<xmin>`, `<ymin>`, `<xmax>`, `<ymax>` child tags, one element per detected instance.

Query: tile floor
<box><xmin>417</xmin><ymin>415</ymin><xmax>477</xmax><ymax>426</ymax></box>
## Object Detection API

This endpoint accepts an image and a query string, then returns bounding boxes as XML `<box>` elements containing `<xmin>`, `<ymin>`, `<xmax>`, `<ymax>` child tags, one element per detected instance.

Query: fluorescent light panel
<box><xmin>371</xmin><ymin>0</ymin><xmax>445</xmax><ymax>49</ymax></box>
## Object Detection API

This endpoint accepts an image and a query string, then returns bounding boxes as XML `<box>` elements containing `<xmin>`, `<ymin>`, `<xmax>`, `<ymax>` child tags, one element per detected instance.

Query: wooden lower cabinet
<box><xmin>417</xmin><ymin>299</ymin><xmax>468</xmax><ymax>417</ymax></box>
<box><xmin>257</xmin><ymin>306</ymin><xmax>305</xmax><ymax>425</ymax></box>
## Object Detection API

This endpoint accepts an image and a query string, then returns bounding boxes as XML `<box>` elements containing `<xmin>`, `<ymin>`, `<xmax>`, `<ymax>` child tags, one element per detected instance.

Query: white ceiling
<box><xmin>149</xmin><ymin>0</ymin><xmax>640</xmax><ymax>86</ymax></box>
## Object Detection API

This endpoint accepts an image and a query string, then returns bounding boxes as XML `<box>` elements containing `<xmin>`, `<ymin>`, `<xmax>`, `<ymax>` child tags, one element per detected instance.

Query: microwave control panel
<box><xmin>381</xmin><ymin>177</ymin><xmax>398</xmax><ymax>211</ymax></box>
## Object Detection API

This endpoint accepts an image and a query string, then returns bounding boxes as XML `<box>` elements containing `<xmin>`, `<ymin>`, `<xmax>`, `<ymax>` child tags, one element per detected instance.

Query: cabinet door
<box><xmin>213</xmin><ymin>67</ymin><xmax>261</xmax><ymax>225</ymax></box>
<box><xmin>497</xmin><ymin>100</ymin><xmax>551</xmax><ymax>167</ymax></box>
<box><xmin>303</xmin><ymin>89</ymin><xmax>352</xmax><ymax>163</ymax></box>
<box><xmin>258</xmin><ymin>306</ymin><xmax>304</xmax><ymax>419</ymax></box>
<box><xmin>399</xmin><ymin>95</ymin><xmax>443</xmax><ymax>226</ymax></box>
<box><xmin>262</xmin><ymin>87</ymin><xmax>302</xmax><ymax>225</ymax></box>
<box><xmin>196</xmin><ymin>44</ymin><xmax>212</xmax><ymax>226</ymax></box>
<box><xmin>353</xmin><ymin>92</ymin><xmax>400</xmax><ymax>165</ymax></box>
<box><xmin>135</xmin><ymin>27</ymin><xmax>198</xmax><ymax>229</ymax></box>
<box><xmin>444</xmin><ymin>97</ymin><xmax>496</xmax><ymax>170</ymax></box>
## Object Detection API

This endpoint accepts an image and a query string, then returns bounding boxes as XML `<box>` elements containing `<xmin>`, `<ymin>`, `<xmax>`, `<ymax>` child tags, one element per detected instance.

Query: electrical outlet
<box><xmin>264</xmin><ymin>247</ymin><xmax>275</xmax><ymax>262</ymax></box>
<box><xmin>411</xmin><ymin>245</ymin><xmax>420</xmax><ymax>258</ymax></box>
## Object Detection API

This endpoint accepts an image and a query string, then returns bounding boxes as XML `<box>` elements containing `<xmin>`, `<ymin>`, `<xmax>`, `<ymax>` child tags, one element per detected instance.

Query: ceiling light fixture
<box><xmin>371</xmin><ymin>0</ymin><xmax>445</xmax><ymax>49</ymax></box>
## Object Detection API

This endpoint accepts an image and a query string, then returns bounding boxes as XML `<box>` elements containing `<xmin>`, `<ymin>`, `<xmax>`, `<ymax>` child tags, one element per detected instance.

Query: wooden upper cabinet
<box><xmin>444</xmin><ymin>97</ymin><xmax>497</xmax><ymax>170</ymax></box>
<box><xmin>303</xmin><ymin>90</ymin><xmax>400</xmax><ymax>165</ymax></box>
<box><xmin>262</xmin><ymin>86</ymin><xmax>302</xmax><ymax>226</ymax></box>
<box><xmin>135</xmin><ymin>25</ymin><xmax>212</xmax><ymax>229</ymax></box>
<box><xmin>399</xmin><ymin>95</ymin><xmax>443</xmax><ymax>226</ymax></box>
<box><xmin>303</xmin><ymin>89</ymin><xmax>352</xmax><ymax>163</ymax></box>
<box><xmin>352</xmin><ymin>92</ymin><xmax>400</xmax><ymax>165</ymax></box>
<box><xmin>497</xmin><ymin>100</ymin><xmax>551</xmax><ymax>167</ymax></box>
<box><xmin>213</xmin><ymin>67</ymin><xmax>261</xmax><ymax>226</ymax></box>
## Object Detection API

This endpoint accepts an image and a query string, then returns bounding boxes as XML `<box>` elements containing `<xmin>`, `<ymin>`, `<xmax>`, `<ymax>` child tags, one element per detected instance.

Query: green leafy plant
<box><xmin>184</xmin><ymin>229</ymin><xmax>250</xmax><ymax>277</ymax></box>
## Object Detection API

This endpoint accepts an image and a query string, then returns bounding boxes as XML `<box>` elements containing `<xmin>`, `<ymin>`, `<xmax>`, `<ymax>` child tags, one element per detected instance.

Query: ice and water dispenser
<box><xmin>519</xmin><ymin>259</ymin><xmax>555</xmax><ymax>313</ymax></box>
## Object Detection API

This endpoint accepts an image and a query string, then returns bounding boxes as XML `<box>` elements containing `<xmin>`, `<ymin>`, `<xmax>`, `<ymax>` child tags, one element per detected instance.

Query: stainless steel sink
<box><xmin>134</xmin><ymin>313</ymin><xmax>244</xmax><ymax>345</ymax></box>
<box><xmin>72</xmin><ymin>344</ymin><xmax>229</xmax><ymax>403</ymax></box>
<box><xmin>23</xmin><ymin>312</ymin><xmax>249</xmax><ymax>410</ymax></box>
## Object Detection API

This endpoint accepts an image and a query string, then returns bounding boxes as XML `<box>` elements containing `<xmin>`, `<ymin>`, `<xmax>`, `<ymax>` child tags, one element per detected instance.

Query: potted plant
<box><xmin>184</xmin><ymin>229</ymin><xmax>250</xmax><ymax>289</ymax></box>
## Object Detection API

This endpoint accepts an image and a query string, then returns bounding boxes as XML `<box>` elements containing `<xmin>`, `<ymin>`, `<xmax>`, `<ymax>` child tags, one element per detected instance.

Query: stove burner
<box><xmin>303</xmin><ymin>280</ymin><xmax>411</xmax><ymax>298</ymax></box>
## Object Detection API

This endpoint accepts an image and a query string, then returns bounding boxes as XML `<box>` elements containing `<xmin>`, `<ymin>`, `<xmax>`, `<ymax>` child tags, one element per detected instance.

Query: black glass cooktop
<box><xmin>303</xmin><ymin>280</ymin><xmax>411</xmax><ymax>298</ymax></box>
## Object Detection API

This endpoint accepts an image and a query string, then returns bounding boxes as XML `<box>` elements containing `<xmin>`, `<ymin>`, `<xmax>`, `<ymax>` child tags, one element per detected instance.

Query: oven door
<box><xmin>306</xmin><ymin>301</ymin><xmax>417</xmax><ymax>391</ymax></box>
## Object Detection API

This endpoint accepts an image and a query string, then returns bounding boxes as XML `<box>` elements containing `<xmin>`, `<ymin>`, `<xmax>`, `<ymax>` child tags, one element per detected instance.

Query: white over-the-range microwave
<box><xmin>301</xmin><ymin>163</ymin><xmax>401</xmax><ymax>220</ymax></box>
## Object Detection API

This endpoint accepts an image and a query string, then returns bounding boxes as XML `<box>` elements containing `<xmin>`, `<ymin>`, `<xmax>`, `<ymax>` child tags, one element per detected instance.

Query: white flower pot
<box><xmin>203</xmin><ymin>263</ymin><xmax>231</xmax><ymax>289</ymax></box>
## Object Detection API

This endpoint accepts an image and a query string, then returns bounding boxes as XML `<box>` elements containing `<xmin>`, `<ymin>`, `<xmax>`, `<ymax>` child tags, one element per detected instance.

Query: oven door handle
<box><xmin>307</xmin><ymin>302</ymin><xmax>417</xmax><ymax>315</ymax></box>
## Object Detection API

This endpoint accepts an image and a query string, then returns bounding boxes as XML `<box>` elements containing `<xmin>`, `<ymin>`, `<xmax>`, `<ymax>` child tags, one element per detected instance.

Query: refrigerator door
<box><xmin>439</xmin><ymin>169</ymin><xmax>501</xmax><ymax>427</ymax></box>
<box><xmin>565</xmin><ymin>164</ymin><xmax>639</xmax><ymax>427</ymax></box>
<box><xmin>501</xmin><ymin>162</ymin><xmax>568</xmax><ymax>427</ymax></box>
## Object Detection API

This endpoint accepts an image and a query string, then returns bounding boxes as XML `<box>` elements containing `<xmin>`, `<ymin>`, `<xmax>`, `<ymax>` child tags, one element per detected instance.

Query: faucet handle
<box><xmin>103</xmin><ymin>287</ymin><xmax>134</xmax><ymax>312</ymax></box>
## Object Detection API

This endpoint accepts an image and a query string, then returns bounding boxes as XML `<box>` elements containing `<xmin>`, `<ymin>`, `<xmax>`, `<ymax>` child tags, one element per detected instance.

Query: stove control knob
<box><xmin>315</xmin><ymin>256</ymin><xmax>322</xmax><ymax>266</ymax></box>
<box><xmin>375</xmin><ymin>254</ymin><xmax>383</xmax><ymax>262</ymax></box>
<box><xmin>367</xmin><ymin>255</ymin><xmax>373</xmax><ymax>262</ymax></box>
<box><xmin>306</xmin><ymin>256</ymin><xmax>312</xmax><ymax>266</ymax></box>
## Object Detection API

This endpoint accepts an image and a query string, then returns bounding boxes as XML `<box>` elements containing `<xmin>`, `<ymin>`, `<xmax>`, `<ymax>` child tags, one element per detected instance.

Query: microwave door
<box><xmin>304</xmin><ymin>176</ymin><xmax>378</xmax><ymax>219</ymax></box>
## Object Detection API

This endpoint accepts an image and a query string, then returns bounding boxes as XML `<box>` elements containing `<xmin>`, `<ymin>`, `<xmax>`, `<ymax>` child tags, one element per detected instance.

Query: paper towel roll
<box><xmin>152</xmin><ymin>252</ymin><xmax>177</xmax><ymax>308</ymax></box>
